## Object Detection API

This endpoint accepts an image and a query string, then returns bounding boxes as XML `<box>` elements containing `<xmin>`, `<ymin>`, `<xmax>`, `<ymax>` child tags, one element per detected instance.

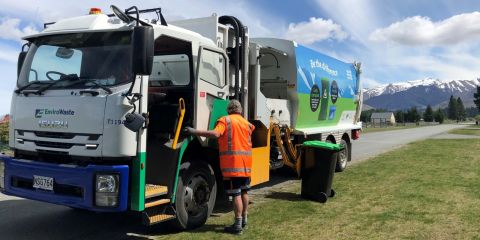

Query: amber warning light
<box><xmin>89</xmin><ymin>8</ymin><xmax>102</xmax><ymax>15</ymax></box>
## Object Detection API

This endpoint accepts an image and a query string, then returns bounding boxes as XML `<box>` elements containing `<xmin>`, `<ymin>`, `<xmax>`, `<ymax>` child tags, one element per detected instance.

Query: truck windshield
<box><xmin>18</xmin><ymin>31</ymin><xmax>132</xmax><ymax>90</ymax></box>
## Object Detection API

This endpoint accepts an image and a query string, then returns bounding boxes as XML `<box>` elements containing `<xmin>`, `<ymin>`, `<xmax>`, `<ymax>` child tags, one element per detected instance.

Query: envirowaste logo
<box><xmin>35</xmin><ymin>109</ymin><xmax>75</xmax><ymax>118</ymax></box>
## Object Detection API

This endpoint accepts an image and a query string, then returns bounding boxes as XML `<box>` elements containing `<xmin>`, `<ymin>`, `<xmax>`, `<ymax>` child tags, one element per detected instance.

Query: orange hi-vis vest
<box><xmin>214</xmin><ymin>114</ymin><xmax>255</xmax><ymax>178</ymax></box>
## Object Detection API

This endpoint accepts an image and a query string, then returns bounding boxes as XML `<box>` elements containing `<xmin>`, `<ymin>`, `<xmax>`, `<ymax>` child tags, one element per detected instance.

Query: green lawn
<box><xmin>449</xmin><ymin>124</ymin><xmax>480</xmax><ymax>136</ymax></box>
<box><xmin>153</xmin><ymin>138</ymin><xmax>480</xmax><ymax>239</ymax></box>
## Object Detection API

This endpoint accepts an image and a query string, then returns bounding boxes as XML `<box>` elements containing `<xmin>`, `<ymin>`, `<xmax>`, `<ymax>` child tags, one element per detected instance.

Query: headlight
<box><xmin>0</xmin><ymin>161</ymin><xmax>5</xmax><ymax>190</ymax></box>
<box><xmin>95</xmin><ymin>174</ymin><xmax>119</xmax><ymax>207</ymax></box>
<box><xmin>96</xmin><ymin>175</ymin><xmax>118</xmax><ymax>193</ymax></box>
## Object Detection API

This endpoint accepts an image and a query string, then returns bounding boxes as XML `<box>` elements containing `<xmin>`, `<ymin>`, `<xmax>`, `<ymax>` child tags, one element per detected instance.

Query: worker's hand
<box><xmin>183</xmin><ymin>127</ymin><xmax>196</xmax><ymax>135</ymax></box>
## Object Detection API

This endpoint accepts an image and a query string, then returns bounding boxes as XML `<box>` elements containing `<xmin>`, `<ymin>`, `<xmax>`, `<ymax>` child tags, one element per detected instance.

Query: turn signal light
<box><xmin>89</xmin><ymin>8</ymin><xmax>102</xmax><ymax>15</ymax></box>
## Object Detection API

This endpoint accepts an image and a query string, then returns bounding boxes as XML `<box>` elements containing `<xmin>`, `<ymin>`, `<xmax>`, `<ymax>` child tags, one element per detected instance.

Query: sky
<box><xmin>1</xmin><ymin>0</ymin><xmax>480</xmax><ymax>114</ymax></box>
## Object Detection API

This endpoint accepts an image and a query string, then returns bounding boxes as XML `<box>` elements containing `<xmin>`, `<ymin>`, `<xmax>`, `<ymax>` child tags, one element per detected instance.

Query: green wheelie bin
<box><xmin>300</xmin><ymin>141</ymin><xmax>343</xmax><ymax>203</ymax></box>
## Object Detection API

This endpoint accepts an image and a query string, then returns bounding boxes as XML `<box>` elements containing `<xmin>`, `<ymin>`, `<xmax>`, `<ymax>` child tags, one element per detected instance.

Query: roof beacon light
<box><xmin>89</xmin><ymin>8</ymin><xmax>102</xmax><ymax>15</ymax></box>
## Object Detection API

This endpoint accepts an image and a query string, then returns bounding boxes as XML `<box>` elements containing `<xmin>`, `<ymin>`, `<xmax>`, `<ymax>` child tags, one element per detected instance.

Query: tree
<box><xmin>423</xmin><ymin>105</ymin><xmax>434</xmax><ymax>122</ymax></box>
<box><xmin>474</xmin><ymin>86</ymin><xmax>480</xmax><ymax>112</ymax></box>
<box><xmin>456</xmin><ymin>97</ymin><xmax>466</xmax><ymax>121</ymax></box>
<box><xmin>0</xmin><ymin>122</ymin><xmax>8</xmax><ymax>144</ymax></box>
<box><xmin>406</xmin><ymin>106</ymin><xmax>420</xmax><ymax>122</ymax></box>
<box><xmin>395</xmin><ymin>110</ymin><xmax>405</xmax><ymax>123</ymax></box>
<box><xmin>466</xmin><ymin>107</ymin><xmax>479</xmax><ymax>118</ymax></box>
<box><xmin>360</xmin><ymin>110</ymin><xmax>373</xmax><ymax>123</ymax></box>
<box><xmin>447</xmin><ymin>95</ymin><xmax>458</xmax><ymax>120</ymax></box>
<box><xmin>434</xmin><ymin>108</ymin><xmax>445</xmax><ymax>124</ymax></box>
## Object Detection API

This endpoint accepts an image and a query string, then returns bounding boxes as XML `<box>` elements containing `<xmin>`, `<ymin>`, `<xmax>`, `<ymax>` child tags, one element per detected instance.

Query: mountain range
<box><xmin>362</xmin><ymin>78</ymin><xmax>480</xmax><ymax>110</ymax></box>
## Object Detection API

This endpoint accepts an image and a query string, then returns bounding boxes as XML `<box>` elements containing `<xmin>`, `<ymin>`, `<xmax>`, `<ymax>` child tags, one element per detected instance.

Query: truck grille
<box><xmin>35</xmin><ymin>131</ymin><xmax>101</xmax><ymax>141</ymax></box>
<box><xmin>34</xmin><ymin>141</ymin><xmax>74</xmax><ymax>149</ymax></box>
<box><xmin>17</xmin><ymin>130</ymin><xmax>101</xmax><ymax>141</ymax></box>
<box><xmin>34</xmin><ymin>131</ymin><xmax>76</xmax><ymax>139</ymax></box>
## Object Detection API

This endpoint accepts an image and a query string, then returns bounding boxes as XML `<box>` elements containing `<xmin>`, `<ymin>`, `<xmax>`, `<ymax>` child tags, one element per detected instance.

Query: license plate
<box><xmin>33</xmin><ymin>175</ymin><xmax>54</xmax><ymax>191</ymax></box>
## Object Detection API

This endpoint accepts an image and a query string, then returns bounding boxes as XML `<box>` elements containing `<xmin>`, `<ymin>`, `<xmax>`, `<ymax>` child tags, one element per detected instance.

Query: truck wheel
<box><xmin>172</xmin><ymin>161</ymin><xmax>217</xmax><ymax>230</ymax></box>
<box><xmin>335</xmin><ymin>139</ymin><xmax>349</xmax><ymax>172</ymax></box>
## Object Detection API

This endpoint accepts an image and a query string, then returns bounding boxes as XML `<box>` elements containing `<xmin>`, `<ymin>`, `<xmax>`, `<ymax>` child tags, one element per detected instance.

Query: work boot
<box><xmin>224</xmin><ymin>217</ymin><xmax>243</xmax><ymax>235</ymax></box>
<box><xmin>242</xmin><ymin>213</ymin><xmax>248</xmax><ymax>229</ymax></box>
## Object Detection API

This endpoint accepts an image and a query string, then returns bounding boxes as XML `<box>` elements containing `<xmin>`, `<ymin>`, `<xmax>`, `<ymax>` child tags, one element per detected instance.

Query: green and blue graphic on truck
<box><xmin>295</xmin><ymin>45</ymin><xmax>359</xmax><ymax>128</ymax></box>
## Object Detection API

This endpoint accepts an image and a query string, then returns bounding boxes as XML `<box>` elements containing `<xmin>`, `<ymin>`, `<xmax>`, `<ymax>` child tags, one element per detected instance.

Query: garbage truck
<box><xmin>0</xmin><ymin>5</ymin><xmax>362</xmax><ymax>229</ymax></box>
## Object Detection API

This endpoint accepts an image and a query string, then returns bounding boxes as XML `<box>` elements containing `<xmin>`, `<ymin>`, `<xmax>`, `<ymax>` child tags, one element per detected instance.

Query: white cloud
<box><xmin>0</xmin><ymin>89</ymin><xmax>13</xmax><ymax>114</ymax></box>
<box><xmin>285</xmin><ymin>17</ymin><xmax>347</xmax><ymax>44</ymax></box>
<box><xmin>370</xmin><ymin>12</ymin><xmax>480</xmax><ymax>45</ymax></box>
<box><xmin>0</xmin><ymin>43</ymin><xmax>18</xmax><ymax>63</ymax></box>
<box><xmin>395</xmin><ymin>54</ymin><xmax>480</xmax><ymax>80</ymax></box>
<box><xmin>0</xmin><ymin>18</ymin><xmax>38</xmax><ymax>42</ymax></box>
<box><xmin>362</xmin><ymin>77</ymin><xmax>382</xmax><ymax>88</ymax></box>
<box><xmin>0</xmin><ymin>0</ymin><xmax>282</xmax><ymax>38</ymax></box>
<box><xmin>314</xmin><ymin>0</ymin><xmax>380</xmax><ymax>47</ymax></box>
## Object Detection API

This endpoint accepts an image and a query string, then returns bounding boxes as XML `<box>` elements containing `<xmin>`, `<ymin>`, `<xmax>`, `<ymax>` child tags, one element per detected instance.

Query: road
<box><xmin>0</xmin><ymin>124</ymin><xmax>467</xmax><ymax>239</ymax></box>
<box><xmin>351</xmin><ymin>124</ymin><xmax>466</xmax><ymax>164</ymax></box>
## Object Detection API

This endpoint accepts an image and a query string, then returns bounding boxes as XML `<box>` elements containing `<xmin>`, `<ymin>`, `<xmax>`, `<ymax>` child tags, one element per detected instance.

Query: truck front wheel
<box><xmin>173</xmin><ymin>161</ymin><xmax>217</xmax><ymax>230</ymax></box>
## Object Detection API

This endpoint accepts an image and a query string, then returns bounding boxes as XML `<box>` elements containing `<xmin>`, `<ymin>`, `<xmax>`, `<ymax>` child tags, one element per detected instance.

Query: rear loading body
<box><xmin>0</xmin><ymin>6</ymin><xmax>362</xmax><ymax>229</ymax></box>
<box><xmin>250</xmin><ymin>38</ymin><xmax>361</xmax><ymax>133</ymax></box>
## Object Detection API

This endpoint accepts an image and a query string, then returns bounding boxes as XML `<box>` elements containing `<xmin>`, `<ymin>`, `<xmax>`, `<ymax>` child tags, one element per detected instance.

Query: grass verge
<box><xmin>449</xmin><ymin>125</ymin><xmax>480</xmax><ymax>136</ymax></box>
<box><xmin>153</xmin><ymin>139</ymin><xmax>480</xmax><ymax>239</ymax></box>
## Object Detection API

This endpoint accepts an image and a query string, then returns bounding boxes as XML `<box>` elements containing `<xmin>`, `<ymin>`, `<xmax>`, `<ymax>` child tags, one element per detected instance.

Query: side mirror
<box><xmin>132</xmin><ymin>26</ymin><xmax>154</xmax><ymax>75</ymax></box>
<box><xmin>17</xmin><ymin>52</ymin><xmax>27</xmax><ymax>77</ymax></box>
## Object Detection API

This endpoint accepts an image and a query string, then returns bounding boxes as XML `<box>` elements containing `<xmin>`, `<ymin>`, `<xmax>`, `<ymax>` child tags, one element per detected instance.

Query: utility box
<box><xmin>300</xmin><ymin>141</ymin><xmax>343</xmax><ymax>203</ymax></box>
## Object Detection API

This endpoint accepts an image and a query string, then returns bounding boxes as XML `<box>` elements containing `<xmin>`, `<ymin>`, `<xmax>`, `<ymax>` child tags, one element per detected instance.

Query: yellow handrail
<box><xmin>172</xmin><ymin>98</ymin><xmax>186</xmax><ymax>150</ymax></box>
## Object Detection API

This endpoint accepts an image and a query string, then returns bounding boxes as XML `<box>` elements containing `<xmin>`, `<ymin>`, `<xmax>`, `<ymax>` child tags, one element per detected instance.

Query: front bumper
<box><xmin>0</xmin><ymin>155</ymin><xmax>129</xmax><ymax>212</ymax></box>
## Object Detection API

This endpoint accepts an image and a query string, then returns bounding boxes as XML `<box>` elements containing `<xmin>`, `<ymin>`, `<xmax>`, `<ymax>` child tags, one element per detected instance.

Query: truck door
<box><xmin>194</xmin><ymin>47</ymin><xmax>229</xmax><ymax>145</ymax></box>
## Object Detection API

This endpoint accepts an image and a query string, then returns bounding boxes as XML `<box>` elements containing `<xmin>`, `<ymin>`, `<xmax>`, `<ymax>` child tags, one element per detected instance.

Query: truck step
<box><xmin>145</xmin><ymin>198</ymin><xmax>170</xmax><ymax>209</ymax></box>
<box><xmin>142</xmin><ymin>207</ymin><xmax>176</xmax><ymax>226</ymax></box>
<box><xmin>145</xmin><ymin>184</ymin><xmax>168</xmax><ymax>199</ymax></box>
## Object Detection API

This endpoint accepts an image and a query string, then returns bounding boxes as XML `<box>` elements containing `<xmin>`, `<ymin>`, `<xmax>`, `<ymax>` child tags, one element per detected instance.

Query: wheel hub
<box><xmin>184</xmin><ymin>174</ymin><xmax>211</xmax><ymax>216</ymax></box>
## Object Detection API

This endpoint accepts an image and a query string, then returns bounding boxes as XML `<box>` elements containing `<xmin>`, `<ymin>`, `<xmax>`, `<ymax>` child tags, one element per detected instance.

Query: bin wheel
<box><xmin>316</xmin><ymin>192</ymin><xmax>328</xmax><ymax>203</ymax></box>
<box><xmin>329</xmin><ymin>189</ymin><xmax>335</xmax><ymax>198</ymax></box>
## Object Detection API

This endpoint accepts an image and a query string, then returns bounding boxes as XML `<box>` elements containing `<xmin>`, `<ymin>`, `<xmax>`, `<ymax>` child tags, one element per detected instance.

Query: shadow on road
<box><xmin>0</xmin><ymin>196</ymin><xmax>253</xmax><ymax>239</ymax></box>
<box><xmin>0</xmin><ymin>171</ymin><xmax>299</xmax><ymax>239</ymax></box>
<box><xmin>0</xmin><ymin>198</ymin><xmax>200</xmax><ymax>239</ymax></box>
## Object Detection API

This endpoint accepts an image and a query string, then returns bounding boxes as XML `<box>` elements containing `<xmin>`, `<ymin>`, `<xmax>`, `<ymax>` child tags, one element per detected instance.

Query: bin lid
<box><xmin>302</xmin><ymin>141</ymin><xmax>344</xmax><ymax>151</ymax></box>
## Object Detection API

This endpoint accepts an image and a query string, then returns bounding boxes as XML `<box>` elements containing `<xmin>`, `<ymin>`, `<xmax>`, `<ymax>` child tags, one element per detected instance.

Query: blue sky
<box><xmin>1</xmin><ymin>0</ymin><xmax>480</xmax><ymax>114</ymax></box>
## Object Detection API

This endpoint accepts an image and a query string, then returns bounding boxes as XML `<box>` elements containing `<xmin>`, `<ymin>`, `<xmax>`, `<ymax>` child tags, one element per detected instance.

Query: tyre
<box><xmin>329</xmin><ymin>189</ymin><xmax>335</xmax><ymax>198</ymax></box>
<box><xmin>172</xmin><ymin>161</ymin><xmax>217</xmax><ymax>230</ymax></box>
<box><xmin>335</xmin><ymin>139</ymin><xmax>349</xmax><ymax>172</ymax></box>
<box><xmin>316</xmin><ymin>192</ymin><xmax>328</xmax><ymax>203</ymax></box>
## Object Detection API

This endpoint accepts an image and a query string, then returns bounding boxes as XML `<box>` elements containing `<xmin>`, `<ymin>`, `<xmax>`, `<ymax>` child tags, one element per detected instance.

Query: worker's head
<box><xmin>227</xmin><ymin>100</ymin><xmax>242</xmax><ymax>115</ymax></box>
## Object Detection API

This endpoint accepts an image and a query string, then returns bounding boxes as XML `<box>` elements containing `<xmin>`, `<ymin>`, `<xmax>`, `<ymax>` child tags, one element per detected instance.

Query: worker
<box><xmin>185</xmin><ymin>100</ymin><xmax>254</xmax><ymax>234</ymax></box>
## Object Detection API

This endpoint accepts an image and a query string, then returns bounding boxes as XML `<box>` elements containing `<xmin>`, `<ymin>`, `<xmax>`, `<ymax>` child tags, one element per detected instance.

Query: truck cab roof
<box><xmin>23</xmin><ymin>13</ymin><xmax>218</xmax><ymax>49</ymax></box>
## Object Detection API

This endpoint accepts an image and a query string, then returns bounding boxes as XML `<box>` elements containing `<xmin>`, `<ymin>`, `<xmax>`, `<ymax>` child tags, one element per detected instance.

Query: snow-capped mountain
<box><xmin>363</xmin><ymin>78</ymin><xmax>480</xmax><ymax>110</ymax></box>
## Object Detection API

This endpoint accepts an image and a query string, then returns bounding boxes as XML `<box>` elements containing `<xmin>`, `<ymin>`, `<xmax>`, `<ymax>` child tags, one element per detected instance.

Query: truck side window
<box><xmin>198</xmin><ymin>49</ymin><xmax>226</xmax><ymax>87</ymax></box>
<box><xmin>149</xmin><ymin>54</ymin><xmax>190</xmax><ymax>86</ymax></box>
